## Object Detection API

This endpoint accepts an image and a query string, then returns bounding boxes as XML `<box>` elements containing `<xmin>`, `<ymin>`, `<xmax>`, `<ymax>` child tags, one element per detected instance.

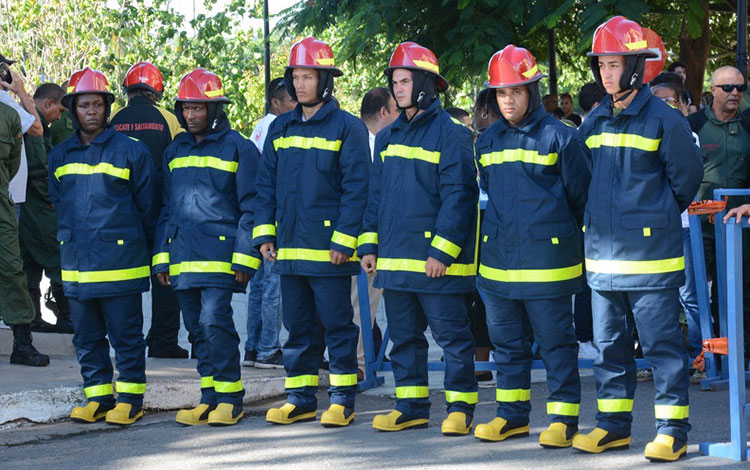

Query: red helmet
<box><xmin>642</xmin><ymin>28</ymin><xmax>666</xmax><ymax>84</ymax></box>
<box><xmin>588</xmin><ymin>16</ymin><xmax>658</xmax><ymax>58</ymax></box>
<box><xmin>123</xmin><ymin>61</ymin><xmax>163</xmax><ymax>95</ymax></box>
<box><xmin>385</xmin><ymin>42</ymin><xmax>448</xmax><ymax>92</ymax></box>
<box><xmin>287</xmin><ymin>36</ymin><xmax>343</xmax><ymax>77</ymax></box>
<box><xmin>486</xmin><ymin>45</ymin><xmax>546</xmax><ymax>88</ymax></box>
<box><xmin>61</xmin><ymin>67</ymin><xmax>114</xmax><ymax>108</ymax></box>
<box><xmin>176</xmin><ymin>68</ymin><xmax>230</xmax><ymax>103</ymax></box>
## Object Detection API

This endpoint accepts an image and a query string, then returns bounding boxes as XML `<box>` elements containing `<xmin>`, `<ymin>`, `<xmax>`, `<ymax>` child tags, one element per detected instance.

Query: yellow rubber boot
<box><xmin>266</xmin><ymin>403</ymin><xmax>317</xmax><ymax>425</ymax></box>
<box><xmin>539</xmin><ymin>422</ymin><xmax>578</xmax><ymax>448</ymax></box>
<box><xmin>320</xmin><ymin>404</ymin><xmax>355</xmax><ymax>427</ymax></box>
<box><xmin>572</xmin><ymin>427</ymin><xmax>631</xmax><ymax>453</ymax></box>
<box><xmin>70</xmin><ymin>402</ymin><xmax>112</xmax><ymax>423</ymax></box>
<box><xmin>208</xmin><ymin>403</ymin><xmax>244</xmax><ymax>426</ymax></box>
<box><xmin>176</xmin><ymin>404</ymin><xmax>215</xmax><ymax>426</ymax></box>
<box><xmin>474</xmin><ymin>417</ymin><xmax>530</xmax><ymax>442</ymax></box>
<box><xmin>441</xmin><ymin>412</ymin><xmax>473</xmax><ymax>436</ymax></box>
<box><xmin>644</xmin><ymin>434</ymin><xmax>687</xmax><ymax>462</ymax></box>
<box><xmin>372</xmin><ymin>410</ymin><xmax>429</xmax><ymax>432</ymax></box>
<box><xmin>105</xmin><ymin>403</ymin><xmax>143</xmax><ymax>425</ymax></box>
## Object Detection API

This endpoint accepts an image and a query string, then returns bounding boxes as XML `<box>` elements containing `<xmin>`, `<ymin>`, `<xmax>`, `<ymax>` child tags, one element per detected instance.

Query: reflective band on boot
<box><xmin>214</xmin><ymin>380</ymin><xmax>243</xmax><ymax>393</ymax></box>
<box><xmin>654</xmin><ymin>404</ymin><xmax>689</xmax><ymax>420</ymax></box>
<box><xmin>597</xmin><ymin>398</ymin><xmax>634</xmax><ymax>413</ymax></box>
<box><xmin>445</xmin><ymin>390</ymin><xmax>478</xmax><ymax>404</ymax></box>
<box><xmin>329</xmin><ymin>373</ymin><xmax>358</xmax><ymax>387</ymax></box>
<box><xmin>547</xmin><ymin>402</ymin><xmax>580</xmax><ymax>416</ymax></box>
<box><xmin>285</xmin><ymin>375</ymin><xmax>319</xmax><ymax>389</ymax></box>
<box><xmin>115</xmin><ymin>381</ymin><xmax>146</xmax><ymax>395</ymax></box>
<box><xmin>395</xmin><ymin>386</ymin><xmax>429</xmax><ymax>399</ymax></box>
<box><xmin>496</xmin><ymin>388</ymin><xmax>530</xmax><ymax>402</ymax></box>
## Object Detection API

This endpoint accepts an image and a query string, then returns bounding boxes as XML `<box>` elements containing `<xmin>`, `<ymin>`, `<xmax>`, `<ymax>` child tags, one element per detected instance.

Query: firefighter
<box><xmin>49</xmin><ymin>67</ymin><xmax>159</xmax><ymax>425</ymax></box>
<box><xmin>572</xmin><ymin>17</ymin><xmax>703</xmax><ymax>462</ymax></box>
<box><xmin>152</xmin><ymin>68</ymin><xmax>261</xmax><ymax>426</ymax></box>
<box><xmin>358</xmin><ymin>42</ymin><xmax>479</xmax><ymax>436</ymax></box>
<box><xmin>254</xmin><ymin>37</ymin><xmax>370</xmax><ymax>427</ymax></box>
<box><xmin>111</xmin><ymin>61</ymin><xmax>187</xmax><ymax>359</ymax></box>
<box><xmin>473</xmin><ymin>45</ymin><xmax>590</xmax><ymax>446</ymax></box>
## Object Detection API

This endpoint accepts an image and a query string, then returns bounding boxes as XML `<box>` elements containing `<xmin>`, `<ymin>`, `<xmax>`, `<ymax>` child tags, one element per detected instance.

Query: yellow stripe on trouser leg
<box><xmin>201</xmin><ymin>376</ymin><xmax>214</xmax><ymax>388</ymax></box>
<box><xmin>84</xmin><ymin>383</ymin><xmax>114</xmax><ymax>398</ymax></box>
<box><xmin>115</xmin><ymin>381</ymin><xmax>146</xmax><ymax>395</ymax></box>
<box><xmin>285</xmin><ymin>375</ymin><xmax>319</xmax><ymax>388</ymax></box>
<box><xmin>329</xmin><ymin>373</ymin><xmax>358</xmax><ymax>386</ymax></box>
<box><xmin>654</xmin><ymin>405</ymin><xmax>689</xmax><ymax>419</ymax></box>
<box><xmin>598</xmin><ymin>398</ymin><xmax>634</xmax><ymax>413</ymax></box>
<box><xmin>395</xmin><ymin>386</ymin><xmax>429</xmax><ymax>399</ymax></box>
<box><xmin>547</xmin><ymin>402</ymin><xmax>580</xmax><ymax>416</ymax></box>
<box><xmin>445</xmin><ymin>390</ymin><xmax>478</xmax><ymax>404</ymax></box>
<box><xmin>496</xmin><ymin>388</ymin><xmax>531</xmax><ymax>402</ymax></box>
<box><xmin>214</xmin><ymin>380</ymin><xmax>243</xmax><ymax>393</ymax></box>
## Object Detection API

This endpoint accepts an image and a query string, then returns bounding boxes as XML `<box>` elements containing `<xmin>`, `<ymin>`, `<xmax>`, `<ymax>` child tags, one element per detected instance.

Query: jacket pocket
<box><xmin>315</xmin><ymin>151</ymin><xmax>339</xmax><ymax>174</ymax></box>
<box><xmin>99</xmin><ymin>227</ymin><xmax>140</xmax><ymax>242</ymax></box>
<box><xmin>200</xmin><ymin>223</ymin><xmax>237</xmax><ymax>239</ymax></box>
<box><xmin>481</xmin><ymin>221</ymin><xmax>498</xmax><ymax>243</ymax></box>
<box><xmin>621</xmin><ymin>212</ymin><xmax>667</xmax><ymax>230</ymax></box>
<box><xmin>405</xmin><ymin>216</ymin><xmax>437</xmax><ymax>238</ymax></box>
<box><xmin>529</xmin><ymin>221</ymin><xmax>576</xmax><ymax>241</ymax></box>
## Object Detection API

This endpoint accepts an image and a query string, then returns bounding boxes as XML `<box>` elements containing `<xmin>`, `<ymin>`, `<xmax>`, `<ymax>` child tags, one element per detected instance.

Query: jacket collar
<box><xmin>177</xmin><ymin>124</ymin><xmax>231</xmax><ymax>147</ymax></box>
<box><xmin>70</xmin><ymin>125</ymin><xmax>116</xmax><ymax>149</ymax></box>
<box><xmin>288</xmin><ymin>100</ymin><xmax>337</xmax><ymax>124</ymax></box>
<box><xmin>595</xmin><ymin>85</ymin><xmax>653</xmax><ymax>119</ymax></box>
<box><xmin>705</xmin><ymin>103</ymin><xmax>740</xmax><ymax>125</ymax></box>
<box><xmin>127</xmin><ymin>95</ymin><xmax>156</xmax><ymax>107</ymax></box>
<box><xmin>491</xmin><ymin>105</ymin><xmax>546</xmax><ymax>136</ymax></box>
<box><xmin>391</xmin><ymin>99</ymin><xmax>442</xmax><ymax>131</ymax></box>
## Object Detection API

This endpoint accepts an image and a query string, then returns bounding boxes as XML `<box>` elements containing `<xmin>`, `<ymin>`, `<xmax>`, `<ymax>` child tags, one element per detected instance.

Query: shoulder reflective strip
<box><xmin>585</xmin><ymin>133</ymin><xmax>661</xmax><ymax>152</ymax></box>
<box><xmin>357</xmin><ymin>232</ymin><xmax>378</xmax><ymax>246</ymax></box>
<box><xmin>496</xmin><ymin>388</ymin><xmax>531</xmax><ymax>402</ymax></box>
<box><xmin>329</xmin><ymin>373</ymin><xmax>358</xmax><ymax>387</ymax></box>
<box><xmin>115</xmin><ymin>381</ymin><xmax>146</xmax><ymax>395</ymax></box>
<box><xmin>643</xmin><ymin>227</ymin><xmax>651</xmax><ymax>237</ymax></box>
<box><xmin>479</xmin><ymin>263</ymin><xmax>582</xmax><ymax>283</ymax></box>
<box><xmin>285</xmin><ymin>375</ymin><xmax>319</xmax><ymax>388</ymax></box>
<box><xmin>395</xmin><ymin>386</ymin><xmax>429</xmax><ymax>399</ymax></box>
<box><xmin>412</xmin><ymin>59</ymin><xmax>440</xmax><ymax>74</ymax></box>
<box><xmin>273</xmin><ymin>136</ymin><xmax>342</xmax><ymax>152</ymax></box>
<box><xmin>431</xmin><ymin>235</ymin><xmax>462</xmax><ymax>258</ymax></box>
<box><xmin>253</xmin><ymin>224</ymin><xmax>276</xmax><ymax>239</ymax></box>
<box><xmin>232</xmin><ymin>252</ymin><xmax>261</xmax><ymax>270</ymax></box>
<box><xmin>62</xmin><ymin>266</ymin><xmax>150</xmax><ymax>283</ymax></box>
<box><xmin>84</xmin><ymin>383</ymin><xmax>114</xmax><ymax>398</ymax></box>
<box><xmin>551</xmin><ymin>237</ymin><xmax>559</xmax><ymax>245</ymax></box>
<box><xmin>521</xmin><ymin>64</ymin><xmax>538</xmax><ymax>78</ymax></box>
<box><xmin>152</xmin><ymin>252</ymin><xmax>169</xmax><ymax>266</ymax></box>
<box><xmin>547</xmin><ymin>402</ymin><xmax>580</xmax><ymax>416</ymax></box>
<box><xmin>479</xmin><ymin>149</ymin><xmax>558</xmax><ymax>167</ymax></box>
<box><xmin>214</xmin><ymin>380</ymin><xmax>243</xmax><ymax>393</ymax></box>
<box><xmin>380</xmin><ymin>143</ymin><xmax>440</xmax><ymax>164</ymax></box>
<box><xmin>54</xmin><ymin>162</ymin><xmax>131</xmax><ymax>181</ymax></box>
<box><xmin>654</xmin><ymin>404</ymin><xmax>689</xmax><ymax>419</ymax></box>
<box><xmin>625</xmin><ymin>40</ymin><xmax>648</xmax><ymax>50</ymax></box>
<box><xmin>169</xmin><ymin>261</ymin><xmax>234</xmax><ymax>276</ymax></box>
<box><xmin>168</xmin><ymin>155</ymin><xmax>238</xmax><ymax>173</ymax></box>
<box><xmin>203</xmin><ymin>88</ymin><xmax>224</xmax><ymax>97</ymax></box>
<box><xmin>200</xmin><ymin>376</ymin><xmax>214</xmax><ymax>388</ymax></box>
<box><xmin>331</xmin><ymin>230</ymin><xmax>357</xmax><ymax>250</ymax></box>
<box><xmin>377</xmin><ymin>257</ymin><xmax>477</xmax><ymax>276</ymax></box>
<box><xmin>316</xmin><ymin>57</ymin><xmax>335</xmax><ymax>66</ymax></box>
<box><xmin>445</xmin><ymin>390</ymin><xmax>479</xmax><ymax>404</ymax></box>
<box><xmin>585</xmin><ymin>257</ymin><xmax>684</xmax><ymax>275</ymax></box>
<box><xmin>597</xmin><ymin>398</ymin><xmax>634</xmax><ymax>413</ymax></box>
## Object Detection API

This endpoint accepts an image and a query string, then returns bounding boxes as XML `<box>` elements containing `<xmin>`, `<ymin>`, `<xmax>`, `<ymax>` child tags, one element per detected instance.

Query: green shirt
<box><xmin>23</xmin><ymin>110</ymin><xmax>52</xmax><ymax>202</ymax></box>
<box><xmin>0</xmin><ymin>101</ymin><xmax>22</xmax><ymax>193</ymax></box>
<box><xmin>50</xmin><ymin>109</ymin><xmax>74</xmax><ymax>147</ymax></box>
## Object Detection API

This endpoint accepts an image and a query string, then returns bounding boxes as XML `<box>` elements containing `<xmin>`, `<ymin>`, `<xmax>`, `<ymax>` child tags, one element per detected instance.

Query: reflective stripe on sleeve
<box><xmin>357</xmin><ymin>232</ymin><xmax>378</xmax><ymax>246</ymax></box>
<box><xmin>252</xmin><ymin>224</ymin><xmax>276</xmax><ymax>239</ymax></box>
<box><xmin>152</xmin><ymin>252</ymin><xmax>169</xmax><ymax>266</ymax></box>
<box><xmin>331</xmin><ymin>231</ymin><xmax>358</xmax><ymax>250</ymax></box>
<box><xmin>232</xmin><ymin>252</ymin><xmax>261</xmax><ymax>270</ymax></box>
<box><xmin>431</xmin><ymin>235</ymin><xmax>462</xmax><ymax>258</ymax></box>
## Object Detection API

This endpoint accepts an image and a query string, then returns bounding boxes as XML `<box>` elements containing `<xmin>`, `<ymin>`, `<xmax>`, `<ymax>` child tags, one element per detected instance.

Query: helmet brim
<box><xmin>61</xmin><ymin>91</ymin><xmax>115</xmax><ymax>109</ymax></box>
<box><xmin>587</xmin><ymin>50</ymin><xmax>659</xmax><ymax>58</ymax></box>
<box><xmin>485</xmin><ymin>73</ymin><xmax>547</xmax><ymax>89</ymax></box>
<box><xmin>286</xmin><ymin>65</ymin><xmax>343</xmax><ymax>77</ymax></box>
<box><xmin>384</xmin><ymin>66</ymin><xmax>449</xmax><ymax>92</ymax></box>
<box><xmin>174</xmin><ymin>97</ymin><xmax>232</xmax><ymax>104</ymax></box>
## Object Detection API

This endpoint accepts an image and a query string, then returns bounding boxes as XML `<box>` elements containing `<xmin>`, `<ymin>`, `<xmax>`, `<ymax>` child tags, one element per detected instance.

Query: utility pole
<box><xmin>738</xmin><ymin>0</ymin><xmax>748</xmax><ymax>79</ymax></box>
<box><xmin>548</xmin><ymin>28</ymin><xmax>558</xmax><ymax>96</ymax></box>
<box><xmin>263</xmin><ymin>0</ymin><xmax>271</xmax><ymax>114</ymax></box>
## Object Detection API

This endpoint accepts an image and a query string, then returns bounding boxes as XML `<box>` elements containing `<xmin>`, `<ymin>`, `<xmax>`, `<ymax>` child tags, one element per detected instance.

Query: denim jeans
<box><xmin>245</xmin><ymin>258</ymin><xmax>281</xmax><ymax>360</ymax></box>
<box><xmin>680</xmin><ymin>227</ymin><xmax>702</xmax><ymax>359</ymax></box>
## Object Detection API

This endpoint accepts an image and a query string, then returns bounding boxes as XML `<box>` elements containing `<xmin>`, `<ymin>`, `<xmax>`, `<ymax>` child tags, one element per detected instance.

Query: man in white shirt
<box><xmin>249</xmin><ymin>78</ymin><xmax>297</xmax><ymax>152</ymax></box>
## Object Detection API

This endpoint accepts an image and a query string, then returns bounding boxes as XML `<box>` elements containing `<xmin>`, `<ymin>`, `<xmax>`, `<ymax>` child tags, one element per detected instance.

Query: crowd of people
<box><xmin>1</xmin><ymin>13</ymin><xmax>750</xmax><ymax>464</ymax></box>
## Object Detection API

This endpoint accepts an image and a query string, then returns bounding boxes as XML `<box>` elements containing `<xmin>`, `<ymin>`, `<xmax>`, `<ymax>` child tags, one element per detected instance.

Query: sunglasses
<box><xmin>714</xmin><ymin>83</ymin><xmax>747</xmax><ymax>93</ymax></box>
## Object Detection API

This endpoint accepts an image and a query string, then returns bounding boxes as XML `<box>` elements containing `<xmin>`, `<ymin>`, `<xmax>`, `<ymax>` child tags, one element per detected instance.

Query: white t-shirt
<box><xmin>0</xmin><ymin>90</ymin><xmax>33</xmax><ymax>204</ymax></box>
<box><xmin>250</xmin><ymin>113</ymin><xmax>277</xmax><ymax>153</ymax></box>
<box><xmin>368</xmin><ymin>131</ymin><xmax>376</xmax><ymax>162</ymax></box>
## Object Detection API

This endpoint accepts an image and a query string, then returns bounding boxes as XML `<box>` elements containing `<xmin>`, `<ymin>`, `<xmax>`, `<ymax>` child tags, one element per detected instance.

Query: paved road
<box><xmin>0</xmin><ymin>376</ymin><xmax>743</xmax><ymax>469</ymax></box>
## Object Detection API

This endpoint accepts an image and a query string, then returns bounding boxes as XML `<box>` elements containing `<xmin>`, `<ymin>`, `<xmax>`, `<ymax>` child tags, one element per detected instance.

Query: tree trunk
<box><xmin>679</xmin><ymin>4</ymin><xmax>710</xmax><ymax>106</ymax></box>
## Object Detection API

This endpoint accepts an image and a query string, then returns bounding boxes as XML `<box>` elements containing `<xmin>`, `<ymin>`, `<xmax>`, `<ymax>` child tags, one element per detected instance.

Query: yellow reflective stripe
<box><xmin>253</xmin><ymin>224</ymin><xmax>276</xmax><ymax>239</ymax></box>
<box><xmin>273</xmin><ymin>136</ymin><xmax>342</xmax><ymax>152</ymax></box>
<box><xmin>551</xmin><ymin>237</ymin><xmax>559</xmax><ymax>245</ymax></box>
<box><xmin>232</xmin><ymin>252</ymin><xmax>261</xmax><ymax>270</ymax></box>
<box><xmin>625</xmin><ymin>40</ymin><xmax>648</xmax><ymax>50</ymax></box>
<box><xmin>643</xmin><ymin>227</ymin><xmax>651</xmax><ymax>237</ymax></box>
<box><xmin>168</xmin><ymin>155</ymin><xmax>238</xmax><ymax>173</ymax></box>
<box><xmin>654</xmin><ymin>405</ymin><xmax>689</xmax><ymax>419</ymax></box>
<box><xmin>201</xmin><ymin>376</ymin><xmax>214</xmax><ymax>388</ymax></box>
<box><xmin>412</xmin><ymin>59</ymin><xmax>440</xmax><ymax>74</ymax></box>
<box><xmin>214</xmin><ymin>380</ymin><xmax>243</xmax><ymax>393</ymax></box>
<box><xmin>115</xmin><ymin>381</ymin><xmax>146</xmax><ymax>395</ymax></box>
<box><xmin>380</xmin><ymin>144</ymin><xmax>440</xmax><ymax>164</ymax></box>
<box><xmin>357</xmin><ymin>232</ymin><xmax>378</xmax><ymax>246</ymax></box>
<box><xmin>285</xmin><ymin>375</ymin><xmax>319</xmax><ymax>388</ymax></box>
<box><xmin>169</xmin><ymin>261</ymin><xmax>233</xmax><ymax>276</ymax></box>
<box><xmin>585</xmin><ymin>257</ymin><xmax>684</xmax><ymax>275</ymax></box>
<box><xmin>278</xmin><ymin>248</ymin><xmax>330</xmax><ymax>262</ymax></box>
<box><xmin>316</xmin><ymin>57</ymin><xmax>335</xmax><ymax>66</ymax></box>
<box><xmin>598</xmin><ymin>398</ymin><xmax>634</xmax><ymax>413</ymax></box>
<box><xmin>377</xmin><ymin>257</ymin><xmax>476</xmax><ymax>276</ymax></box>
<box><xmin>496</xmin><ymin>388</ymin><xmax>531</xmax><ymax>402</ymax></box>
<box><xmin>54</xmin><ymin>162</ymin><xmax>130</xmax><ymax>181</ymax></box>
<box><xmin>152</xmin><ymin>252</ymin><xmax>169</xmax><ymax>266</ymax></box>
<box><xmin>329</xmin><ymin>373</ymin><xmax>358</xmax><ymax>387</ymax></box>
<box><xmin>395</xmin><ymin>386</ymin><xmax>429</xmax><ymax>399</ymax></box>
<box><xmin>203</xmin><ymin>88</ymin><xmax>224</xmax><ymax>97</ymax></box>
<box><xmin>479</xmin><ymin>263</ymin><xmax>582</xmax><ymax>283</ymax></box>
<box><xmin>62</xmin><ymin>266</ymin><xmax>150</xmax><ymax>283</ymax></box>
<box><xmin>84</xmin><ymin>383</ymin><xmax>114</xmax><ymax>398</ymax></box>
<box><xmin>547</xmin><ymin>402</ymin><xmax>580</xmax><ymax>416</ymax></box>
<box><xmin>445</xmin><ymin>390</ymin><xmax>479</xmax><ymax>404</ymax></box>
<box><xmin>585</xmin><ymin>133</ymin><xmax>661</xmax><ymax>152</ymax></box>
<box><xmin>521</xmin><ymin>64</ymin><xmax>538</xmax><ymax>78</ymax></box>
<box><xmin>431</xmin><ymin>235</ymin><xmax>462</xmax><ymax>258</ymax></box>
<box><xmin>479</xmin><ymin>149</ymin><xmax>558</xmax><ymax>167</ymax></box>
<box><xmin>331</xmin><ymin>230</ymin><xmax>357</xmax><ymax>250</ymax></box>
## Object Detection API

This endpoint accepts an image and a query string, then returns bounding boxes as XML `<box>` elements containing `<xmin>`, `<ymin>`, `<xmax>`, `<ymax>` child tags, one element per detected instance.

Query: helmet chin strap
<box><xmin>612</xmin><ymin>73</ymin><xmax>638</xmax><ymax>105</ymax></box>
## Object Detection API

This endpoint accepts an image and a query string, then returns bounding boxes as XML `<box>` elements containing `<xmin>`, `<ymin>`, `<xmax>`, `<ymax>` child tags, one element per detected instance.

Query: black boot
<box><xmin>29</xmin><ymin>287</ymin><xmax>58</xmax><ymax>333</ymax></box>
<box><xmin>51</xmin><ymin>289</ymin><xmax>74</xmax><ymax>334</ymax></box>
<box><xmin>10</xmin><ymin>324</ymin><xmax>50</xmax><ymax>367</ymax></box>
